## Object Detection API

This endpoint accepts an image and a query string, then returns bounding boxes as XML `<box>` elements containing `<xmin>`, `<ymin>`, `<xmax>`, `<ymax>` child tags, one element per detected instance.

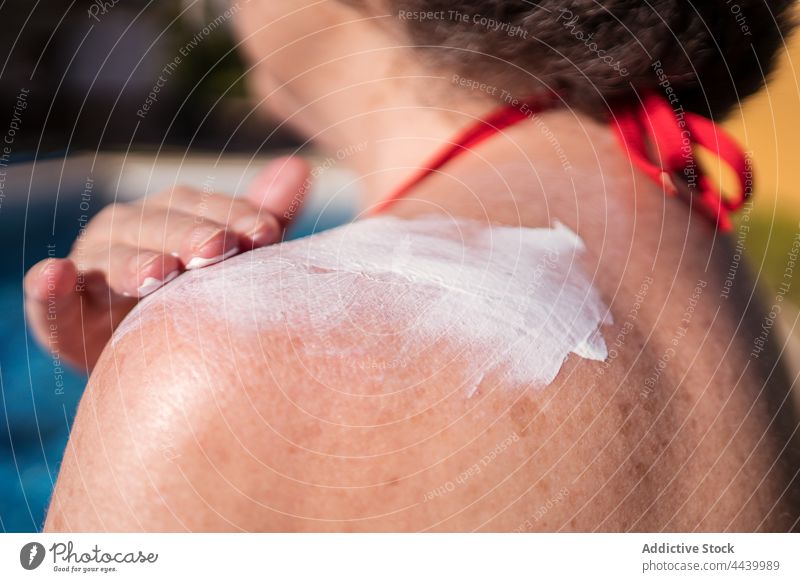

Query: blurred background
<box><xmin>0</xmin><ymin>0</ymin><xmax>797</xmax><ymax>531</ymax></box>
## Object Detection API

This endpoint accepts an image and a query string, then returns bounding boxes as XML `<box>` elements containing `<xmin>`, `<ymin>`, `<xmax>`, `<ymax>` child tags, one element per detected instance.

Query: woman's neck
<box><xmin>371</xmin><ymin>105</ymin><xmax>690</xmax><ymax>294</ymax></box>
<box><xmin>373</xmin><ymin>108</ymin><xmax>642</xmax><ymax>227</ymax></box>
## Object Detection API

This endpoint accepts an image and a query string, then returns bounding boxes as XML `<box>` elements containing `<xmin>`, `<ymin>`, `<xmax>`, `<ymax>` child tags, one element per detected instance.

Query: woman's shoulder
<box><xmin>62</xmin><ymin>283</ymin><xmax>797</xmax><ymax>532</ymax></box>
<box><xmin>111</xmin><ymin>214</ymin><xmax>612</xmax><ymax>395</ymax></box>
<box><xmin>52</xmin><ymin>215</ymin><xmax>797</xmax><ymax>532</ymax></box>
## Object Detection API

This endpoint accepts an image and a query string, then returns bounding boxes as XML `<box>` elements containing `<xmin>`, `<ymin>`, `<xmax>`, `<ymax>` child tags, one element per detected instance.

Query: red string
<box><xmin>372</xmin><ymin>93</ymin><xmax>752</xmax><ymax>232</ymax></box>
<box><xmin>367</xmin><ymin>99</ymin><xmax>549</xmax><ymax>216</ymax></box>
<box><xmin>612</xmin><ymin>92</ymin><xmax>750</xmax><ymax>232</ymax></box>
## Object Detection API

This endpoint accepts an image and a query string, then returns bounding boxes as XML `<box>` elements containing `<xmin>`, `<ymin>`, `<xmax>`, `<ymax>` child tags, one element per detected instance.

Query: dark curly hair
<box><xmin>351</xmin><ymin>0</ymin><xmax>796</xmax><ymax>119</ymax></box>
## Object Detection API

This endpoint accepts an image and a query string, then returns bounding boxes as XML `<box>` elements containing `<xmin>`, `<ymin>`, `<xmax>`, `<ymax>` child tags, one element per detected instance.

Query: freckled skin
<box><xmin>45</xmin><ymin>114</ymin><xmax>799</xmax><ymax>532</ymax></box>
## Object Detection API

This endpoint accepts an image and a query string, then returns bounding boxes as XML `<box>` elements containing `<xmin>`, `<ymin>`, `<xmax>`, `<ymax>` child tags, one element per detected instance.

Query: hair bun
<box><xmin>389</xmin><ymin>0</ymin><xmax>796</xmax><ymax>118</ymax></box>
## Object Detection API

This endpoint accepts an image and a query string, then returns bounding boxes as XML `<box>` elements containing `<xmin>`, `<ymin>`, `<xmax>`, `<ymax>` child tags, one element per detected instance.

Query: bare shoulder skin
<box><xmin>45</xmin><ymin>113</ymin><xmax>799</xmax><ymax>532</ymax></box>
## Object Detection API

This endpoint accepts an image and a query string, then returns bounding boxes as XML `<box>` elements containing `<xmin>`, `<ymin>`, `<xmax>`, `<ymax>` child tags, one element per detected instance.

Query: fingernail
<box><xmin>185</xmin><ymin>246</ymin><xmax>239</xmax><ymax>269</ymax></box>
<box><xmin>139</xmin><ymin>254</ymin><xmax>161</xmax><ymax>271</ymax></box>
<box><xmin>249</xmin><ymin>227</ymin><xmax>278</xmax><ymax>248</ymax></box>
<box><xmin>234</xmin><ymin>216</ymin><xmax>277</xmax><ymax>248</ymax></box>
<box><xmin>233</xmin><ymin>215</ymin><xmax>259</xmax><ymax>234</ymax></box>
<box><xmin>39</xmin><ymin>260</ymin><xmax>55</xmax><ymax>276</ymax></box>
<box><xmin>137</xmin><ymin>270</ymin><xmax>180</xmax><ymax>297</ymax></box>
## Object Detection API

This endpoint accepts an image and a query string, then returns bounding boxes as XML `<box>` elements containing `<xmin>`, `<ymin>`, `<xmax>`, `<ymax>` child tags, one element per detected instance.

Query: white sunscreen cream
<box><xmin>114</xmin><ymin>216</ymin><xmax>610</xmax><ymax>391</ymax></box>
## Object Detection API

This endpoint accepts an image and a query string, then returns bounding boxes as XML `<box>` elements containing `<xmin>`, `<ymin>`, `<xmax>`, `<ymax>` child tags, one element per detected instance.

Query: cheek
<box><xmin>229</xmin><ymin>8</ymin><xmax>263</xmax><ymax>63</ymax></box>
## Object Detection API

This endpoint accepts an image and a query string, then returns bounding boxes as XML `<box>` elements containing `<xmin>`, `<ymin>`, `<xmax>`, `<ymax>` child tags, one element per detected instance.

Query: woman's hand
<box><xmin>24</xmin><ymin>156</ymin><xmax>310</xmax><ymax>372</ymax></box>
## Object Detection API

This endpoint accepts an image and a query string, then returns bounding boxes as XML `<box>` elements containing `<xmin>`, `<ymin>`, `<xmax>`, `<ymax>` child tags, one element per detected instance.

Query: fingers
<box><xmin>246</xmin><ymin>156</ymin><xmax>311</xmax><ymax>226</ymax></box>
<box><xmin>24</xmin><ymin>258</ymin><xmax>78</xmax><ymax>304</ymax></box>
<box><xmin>147</xmin><ymin>156</ymin><xmax>312</xmax><ymax>248</ymax></box>
<box><xmin>24</xmin><ymin>157</ymin><xmax>314</xmax><ymax>372</ymax></box>
<box><xmin>148</xmin><ymin>186</ymin><xmax>282</xmax><ymax>251</ymax></box>
<box><xmin>24</xmin><ymin>257</ymin><xmax>134</xmax><ymax>371</ymax></box>
<box><xmin>103</xmin><ymin>156</ymin><xmax>311</xmax><ymax>264</ymax></box>
<box><xmin>25</xmin><ymin>157</ymin><xmax>314</xmax><ymax>373</ymax></box>
<box><xmin>85</xmin><ymin>204</ymin><xmax>242</xmax><ymax>271</ymax></box>
<box><xmin>74</xmin><ymin>244</ymin><xmax>182</xmax><ymax>298</ymax></box>
<box><xmin>67</xmin><ymin>156</ymin><xmax>312</xmax><ymax>293</ymax></box>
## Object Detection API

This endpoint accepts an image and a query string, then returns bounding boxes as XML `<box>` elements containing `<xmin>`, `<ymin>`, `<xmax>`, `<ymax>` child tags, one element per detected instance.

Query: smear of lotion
<box><xmin>114</xmin><ymin>216</ymin><xmax>610</xmax><ymax>390</ymax></box>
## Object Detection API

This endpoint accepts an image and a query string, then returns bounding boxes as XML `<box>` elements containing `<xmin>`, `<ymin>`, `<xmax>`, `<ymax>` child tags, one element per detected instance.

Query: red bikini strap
<box><xmin>368</xmin><ymin>100</ymin><xmax>550</xmax><ymax>216</ymax></box>
<box><xmin>612</xmin><ymin>92</ymin><xmax>751</xmax><ymax>232</ymax></box>
<box><xmin>372</xmin><ymin>92</ymin><xmax>752</xmax><ymax>231</ymax></box>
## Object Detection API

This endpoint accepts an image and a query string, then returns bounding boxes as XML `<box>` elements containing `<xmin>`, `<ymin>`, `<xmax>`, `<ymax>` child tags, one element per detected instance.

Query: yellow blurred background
<box><xmin>727</xmin><ymin>38</ymin><xmax>799</xmax><ymax>221</ymax></box>
<box><xmin>725</xmin><ymin>32</ymin><xmax>800</xmax><ymax>306</ymax></box>
<box><xmin>725</xmin><ymin>30</ymin><xmax>800</xmax><ymax>292</ymax></box>
<box><xmin>726</xmin><ymin>31</ymin><xmax>800</xmax><ymax>374</ymax></box>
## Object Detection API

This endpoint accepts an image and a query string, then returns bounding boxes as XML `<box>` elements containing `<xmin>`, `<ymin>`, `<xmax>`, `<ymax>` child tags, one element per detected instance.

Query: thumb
<box><xmin>246</xmin><ymin>156</ymin><xmax>311</xmax><ymax>226</ymax></box>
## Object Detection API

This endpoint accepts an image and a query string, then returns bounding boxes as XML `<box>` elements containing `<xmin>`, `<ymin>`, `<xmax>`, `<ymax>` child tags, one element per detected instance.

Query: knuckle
<box><xmin>77</xmin><ymin>203</ymin><xmax>130</xmax><ymax>247</ymax></box>
<box><xmin>171</xmin><ymin>185</ymin><xmax>201</xmax><ymax>200</ymax></box>
<box><xmin>93</xmin><ymin>203</ymin><xmax>116</xmax><ymax>222</ymax></box>
<box><xmin>93</xmin><ymin>203</ymin><xmax>131</xmax><ymax>226</ymax></box>
<box><xmin>150</xmin><ymin>185</ymin><xmax>199</xmax><ymax>211</ymax></box>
